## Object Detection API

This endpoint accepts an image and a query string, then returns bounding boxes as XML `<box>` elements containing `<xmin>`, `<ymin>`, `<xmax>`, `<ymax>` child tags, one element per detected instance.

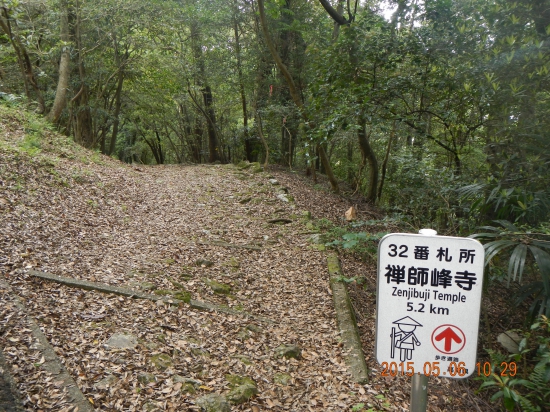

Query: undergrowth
<box><xmin>0</xmin><ymin>102</ymin><xmax>106</xmax><ymax>165</ymax></box>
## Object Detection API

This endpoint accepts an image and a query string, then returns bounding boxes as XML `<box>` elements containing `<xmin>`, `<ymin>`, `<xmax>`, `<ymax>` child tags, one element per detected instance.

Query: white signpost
<box><xmin>375</xmin><ymin>230</ymin><xmax>484</xmax><ymax>403</ymax></box>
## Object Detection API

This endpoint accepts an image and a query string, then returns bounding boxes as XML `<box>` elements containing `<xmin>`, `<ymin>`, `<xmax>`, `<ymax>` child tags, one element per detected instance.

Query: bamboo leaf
<box><xmin>531</xmin><ymin>240</ymin><xmax>550</xmax><ymax>250</ymax></box>
<box><xmin>509</xmin><ymin>379</ymin><xmax>531</xmax><ymax>387</ymax></box>
<box><xmin>477</xmin><ymin>225</ymin><xmax>501</xmax><ymax>232</ymax></box>
<box><xmin>508</xmin><ymin>244</ymin><xmax>527</xmax><ymax>285</ymax></box>
<box><xmin>479</xmin><ymin>381</ymin><xmax>500</xmax><ymax>389</ymax></box>
<box><xmin>494</xmin><ymin>220</ymin><xmax>518</xmax><ymax>232</ymax></box>
<box><xmin>484</xmin><ymin>240</ymin><xmax>517</xmax><ymax>265</ymax></box>
<box><xmin>528</xmin><ymin>245</ymin><xmax>550</xmax><ymax>296</ymax></box>
<box><xmin>469</xmin><ymin>233</ymin><xmax>500</xmax><ymax>239</ymax></box>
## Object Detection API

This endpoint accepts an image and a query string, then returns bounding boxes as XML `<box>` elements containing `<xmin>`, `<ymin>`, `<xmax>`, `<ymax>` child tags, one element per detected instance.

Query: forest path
<box><xmin>1</xmin><ymin>157</ymin><xmax>374</xmax><ymax>411</ymax></box>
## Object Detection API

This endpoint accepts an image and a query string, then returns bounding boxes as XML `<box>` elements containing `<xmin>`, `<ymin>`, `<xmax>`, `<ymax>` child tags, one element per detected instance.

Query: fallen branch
<box><xmin>267</xmin><ymin>218</ymin><xmax>292</xmax><ymax>224</ymax></box>
<box><xmin>197</xmin><ymin>240</ymin><xmax>262</xmax><ymax>251</ymax></box>
<box><xmin>28</xmin><ymin>271</ymin><xmax>273</xmax><ymax>323</ymax></box>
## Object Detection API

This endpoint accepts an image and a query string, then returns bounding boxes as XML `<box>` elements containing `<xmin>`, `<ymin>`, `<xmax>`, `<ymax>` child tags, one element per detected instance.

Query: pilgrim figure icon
<box><xmin>390</xmin><ymin>316</ymin><xmax>422</xmax><ymax>362</ymax></box>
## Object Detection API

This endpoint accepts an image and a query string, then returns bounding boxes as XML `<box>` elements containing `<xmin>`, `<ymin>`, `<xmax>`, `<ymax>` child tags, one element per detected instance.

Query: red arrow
<box><xmin>435</xmin><ymin>327</ymin><xmax>462</xmax><ymax>352</ymax></box>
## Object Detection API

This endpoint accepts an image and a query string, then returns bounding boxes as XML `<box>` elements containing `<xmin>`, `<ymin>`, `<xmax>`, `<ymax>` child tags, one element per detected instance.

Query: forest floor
<box><xmin>0</xmin><ymin>108</ymin><xmax>511</xmax><ymax>411</ymax></box>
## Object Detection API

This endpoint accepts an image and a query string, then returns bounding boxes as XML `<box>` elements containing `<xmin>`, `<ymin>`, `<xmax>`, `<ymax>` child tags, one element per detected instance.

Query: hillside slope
<box><xmin>0</xmin><ymin>106</ymin><xmax>359</xmax><ymax>411</ymax></box>
<box><xmin>0</xmin><ymin>106</ymin><xmax>492</xmax><ymax>411</ymax></box>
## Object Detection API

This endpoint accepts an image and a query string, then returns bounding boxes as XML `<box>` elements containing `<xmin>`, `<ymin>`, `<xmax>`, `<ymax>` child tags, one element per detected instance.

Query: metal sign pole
<box><xmin>409</xmin><ymin>228</ymin><xmax>436</xmax><ymax>412</ymax></box>
<box><xmin>410</xmin><ymin>373</ymin><xmax>428</xmax><ymax>412</ymax></box>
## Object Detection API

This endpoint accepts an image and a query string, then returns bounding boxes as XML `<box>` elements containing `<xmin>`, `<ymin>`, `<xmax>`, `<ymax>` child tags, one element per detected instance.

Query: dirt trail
<box><xmin>0</xmin><ymin>103</ymin><xmax>496</xmax><ymax>411</ymax></box>
<box><xmin>1</xmin><ymin>156</ymin><xmax>373</xmax><ymax>411</ymax></box>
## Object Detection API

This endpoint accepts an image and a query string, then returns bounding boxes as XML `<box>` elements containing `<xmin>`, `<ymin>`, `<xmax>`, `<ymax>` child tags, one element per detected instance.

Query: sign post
<box><xmin>375</xmin><ymin>229</ymin><xmax>484</xmax><ymax>411</ymax></box>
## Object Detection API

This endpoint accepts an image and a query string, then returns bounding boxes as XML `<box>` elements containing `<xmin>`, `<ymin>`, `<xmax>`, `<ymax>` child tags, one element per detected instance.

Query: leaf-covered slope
<box><xmin>0</xmin><ymin>106</ymin><xmax>358</xmax><ymax>410</ymax></box>
<box><xmin>0</xmin><ymin>105</ymin><xmax>495</xmax><ymax>411</ymax></box>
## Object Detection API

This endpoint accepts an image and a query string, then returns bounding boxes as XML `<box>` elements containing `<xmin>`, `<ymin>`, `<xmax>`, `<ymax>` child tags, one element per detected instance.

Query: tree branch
<box><xmin>318</xmin><ymin>0</ymin><xmax>350</xmax><ymax>25</ymax></box>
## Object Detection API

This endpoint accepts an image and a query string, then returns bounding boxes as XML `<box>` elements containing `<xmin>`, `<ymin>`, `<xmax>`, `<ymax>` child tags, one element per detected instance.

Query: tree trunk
<box><xmin>108</xmin><ymin>68</ymin><xmax>124</xmax><ymax>155</ymax></box>
<box><xmin>347</xmin><ymin>140</ymin><xmax>354</xmax><ymax>184</ymax></box>
<box><xmin>331</xmin><ymin>0</ymin><xmax>344</xmax><ymax>40</ymax></box>
<box><xmin>0</xmin><ymin>7</ymin><xmax>45</xmax><ymax>113</ymax></box>
<box><xmin>71</xmin><ymin>0</ymin><xmax>93</xmax><ymax>147</ymax></box>
<box><xmin>191</xmin><ymin>21</ymin><xmax>219</xmax><ymax>163</ymax></box>
<box><xmin>192</xmin><ymin>117</ymin><xmax>203</xmax><ymax>163</ymax></box>
<box><xmin>258</xmin><ymin>0</ymin><xmax>339</xmax><ymax>193</ymax></box>
<box><xmin>47</xmin><ymin>0</ymin><xmax>71</xmax><ymax>124</ymax></box>
<box><xmin>142</xmin><ymin>128</ymin><xmax>164</xmax><ymax>165</ymax></box>
<box><xmin>378</xmin><ymin>121</ymin><xmax>396</xmax><ymax>201</ymax></box>
<box><xmin>257</xmin><ymin>0</ymin><xmax>302</xmax><ymax>116</ymax></box>
<box><xmin>233</xmin><ymin>10</ymin><xmax>256</xmax><ymax>162</ymax></box>
<box><xmin>202</xmin><ymin>85</ymin><xmax>219</xmax><ymax>163</ymax></box>
<box><xmin>155</xmin><ymin>128</ymin><xmax>164</xmax><ymax>164</ymax></box>
<box><xmin>256</xmin><ymin>110</ymin><xmax>269</xmax><ymax>169</ymax></box>
<box><xmin>358</xmin><ymin>116</ymin><xmax>378</xmax><ymax>204</ymax></box>
<box><xmin>278</xmin><ymin>0</ymin><xmax>295</xmax><ymax>167</ymax></box>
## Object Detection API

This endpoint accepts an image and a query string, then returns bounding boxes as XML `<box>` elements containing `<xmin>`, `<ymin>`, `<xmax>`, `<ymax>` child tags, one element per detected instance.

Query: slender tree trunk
<box><xmin>0</xmin><ymin>7</ymin><xmax>45</xmax><ymax>113</ymax></box>
<box><xmin>309</xmin><ymin>146</ymin><xmax>317</xmax><ymax>183</ymax></box>
<box><xmin>108</xmin><ymin>68</ymin><xmax>124</xmax><ymax>155</ymax></box>
<box><xmin>331</xmin><ymin>0</ymin><xmax>344</xmax><ymax>41</ymax></box>
<box><xmin>155</xmin><ymin>127</ymin><xmax>164</xmax><ymax>164</ymax></box>
<box><xmin>202</xmin><ymin>85</ymin><xmax>219</xmax><ymax>163</ymax></box>
<box><xmin>319</xmin><ymin>0</ymin><xmax>382</xmax><ymax>199</ymax></box>
<box><xmin>165</xmin><ymin>129</ymin><xmax>182</xmax><ymax>163</ymax></box>
<box><xmin>71</xmin><ymin>0</ymin><xmax>93</xmax><ymax>147</ymax></box>
<box><xmin>233</xmin><ymin>11</ymin><xmax>255</xmax><ymax>162</ymax></box>
<box><xmin>358</xmin><ymin>115</ymin><xmax>378</xmax><ymax>204</ymax></box>
<box><xmin>347</xmin><ymin>140</ymin><xmax>354</xmax><ymax>184</ymax></box>
<box><xmin>191</xmin><ymin>22</ymin><xmax>219</xmax><ymax>163</ymax></box>
<box><xmin>99</xmin><ymin>109</ymin><xmax>107</xmax><ymax>154</ymax></box>
<box><xmin>256</xmin><ymin>110</ymin><xmax>269</xmax><ymax>169</ymax></box>
<box><xmin>378</xmin><ymin>121</ymin><xmax>396</xmax><ymax>201</ymax></box>
<box><xmin>47</xmin><ymin>0</ymin><xmax>71</xmax><ymax>124</ymax></box>
<box><xmin>257</xmin><ymin>0</ymin><xmax>339</xmax><ymax>193</ymax></box>
<box><xmin>194</xmin><ymin>120</ymin><xmax>203</xmax><ymax>163</ymax></box>
<box><xmin>257</xmin><ymin>0</ymin><xmax>302</xmax><ymax>116</ymax></box>
<box><xmin>278</xmin><ymin>0</ymin><xmax>294</xmax><ymax>167</ymax></box>
<box><xmin>180</xmin><ymin>103</ymin><xmax>201</xmax><ymax>163</ymax></box>
<box><xmin>142</xmin><ymin>131</ymin><xmax>163</xmax><ymax>165</ymax></box>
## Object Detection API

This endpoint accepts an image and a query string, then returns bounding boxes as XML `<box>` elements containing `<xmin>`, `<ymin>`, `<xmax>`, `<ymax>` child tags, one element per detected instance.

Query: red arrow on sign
<box><xmin>435</xmin><ymin>327</ymin><xmax>462</xmax><ymax>352</ymax></box>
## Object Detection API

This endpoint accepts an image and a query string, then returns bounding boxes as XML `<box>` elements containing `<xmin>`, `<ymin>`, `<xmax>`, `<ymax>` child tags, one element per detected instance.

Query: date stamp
<box><xmin>380</xmin><ymin>361</ymin><xmax>517</xmax><ymax>377</ymax></box>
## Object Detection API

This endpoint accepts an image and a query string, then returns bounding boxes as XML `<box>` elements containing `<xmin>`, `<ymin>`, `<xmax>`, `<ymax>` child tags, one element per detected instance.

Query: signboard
<box><xmin>375</xmin><ymin>233</ymin><xmax>484</xmax><ymax>379</ymax></box>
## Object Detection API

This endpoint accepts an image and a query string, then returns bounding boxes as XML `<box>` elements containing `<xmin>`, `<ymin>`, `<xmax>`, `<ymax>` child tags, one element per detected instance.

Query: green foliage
<box><xmin>458</xmin><ymin>180</ymin><xmax>550</xmax><ymax>227</ymax></box>
<box><xmin>0</xmin><ymin>92</ymin><xmax>23</xmax><ymax>107</ymax></box>
<box><xmin>18</xmin><ymin>134</ymin><xmax>42</xmax><ymax>155</ymax></box>
<box><xmin>333</xmin><ymin>275</ymin><xmax>364</xmax><ymax>284</ymax></box>
<box><xmin>325</xmin><ymin>224</ymin><xmax>390</xmax><ymax>265</ymax></box>
<box><xmin>327</xmin><ymin>231</ymin><xmax>388</xmax><ymax>250</ymax></box>
<box><xmin>478</xmin><ymin>372</ymin><xmax>531</xmax><ymax>411</ymax></box>
<box><xmin>471</xmin><ymin>220</ymin><xmax>550</xmax><ymax>317</ymax></box>
<box><xmin>382</xmin><ymin>153</ymin><xmax>475</xmax><ymax>233</ymax></box>
<box><xmin>478</xmin><ymin>316</ymin><xmax>550</xmax><ymax>411</ymax></box>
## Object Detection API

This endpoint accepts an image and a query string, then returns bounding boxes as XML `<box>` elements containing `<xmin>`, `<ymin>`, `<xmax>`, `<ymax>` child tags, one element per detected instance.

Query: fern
<box><xmin>517</xmin><ymin>395</ymin><xmax>540</xmax><ymax>412</ymax></box>
<box><xmin>521</xmin><ymin>366</ymin><xmax>550</xmax><ymax>409</ymax></box>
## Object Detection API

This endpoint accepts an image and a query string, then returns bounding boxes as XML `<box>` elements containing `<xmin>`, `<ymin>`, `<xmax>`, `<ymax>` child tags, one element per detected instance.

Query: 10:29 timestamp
<box><xmin>477</xmin><ymin>361</ymin><xmax>517</xmax><ymax>377</ymax></box>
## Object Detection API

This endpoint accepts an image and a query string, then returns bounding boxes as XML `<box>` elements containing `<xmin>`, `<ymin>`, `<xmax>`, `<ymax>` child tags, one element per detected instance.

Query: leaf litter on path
<box><xmin>0</xmin><ymin>120</ymin><xmax>496</xmax><ymax>410</ymax></box>
<box><xmin>1</xmin><ymin>149</ymin><xmax>367</xmax><ymax>410</ymax></box>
